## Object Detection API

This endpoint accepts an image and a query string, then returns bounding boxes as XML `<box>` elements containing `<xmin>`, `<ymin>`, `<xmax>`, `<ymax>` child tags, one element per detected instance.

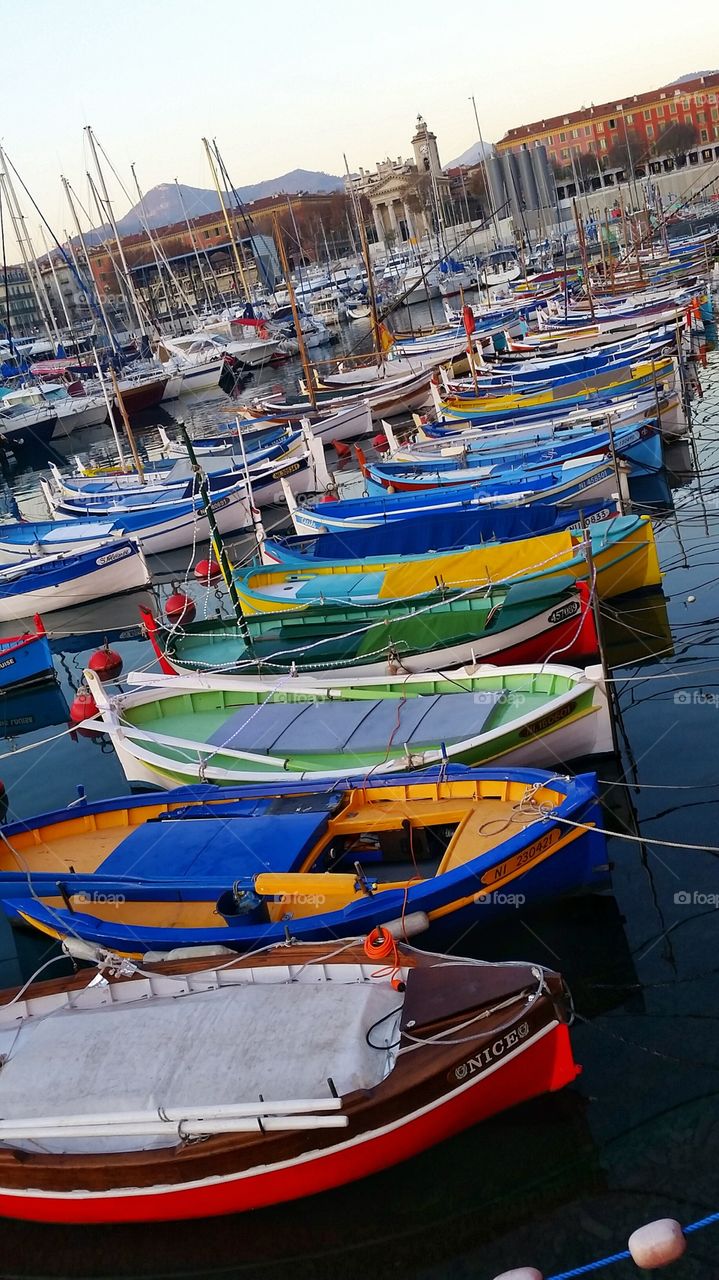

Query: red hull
<box><xmin>0</xmin><ymin>1024</ymin><xmax>577</xmax><ymax>1224</ymax></box>
<box><xmin>114</xmin><ymin>379</ymin><xmax>167</xmax><ymax>416</ymax></box>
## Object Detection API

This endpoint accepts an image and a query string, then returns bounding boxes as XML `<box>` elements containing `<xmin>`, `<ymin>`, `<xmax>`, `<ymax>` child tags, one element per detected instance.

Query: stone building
<box><xmin>346</xmin><ymin>116</ymin><xmax>452</xmax><ymax>247</ymax></box>
<box><xmin>0</xmin><ymin>264</ymin><xmax>43</xmax><ymax>336</ymax></box>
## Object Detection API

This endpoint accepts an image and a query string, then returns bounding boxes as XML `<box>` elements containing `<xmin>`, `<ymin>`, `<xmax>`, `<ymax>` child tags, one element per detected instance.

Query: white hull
<box><xmin>178</xmin><ymin>363</ymin><xmax>223</xmax><ymax>394</ymax></box>
<box><xmin>0</xmin><ymin>540</ymin><xmax>151</xmax><ymax>622</ymax></box>
<box><xmin>92</xmin><ymin>662</ymin><xmax>611</xmax><ymax>789</ymax></box>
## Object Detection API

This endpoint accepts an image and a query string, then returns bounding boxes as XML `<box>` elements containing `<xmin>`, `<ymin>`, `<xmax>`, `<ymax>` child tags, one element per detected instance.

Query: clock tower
<box><xmin>411</xmin><ymin>114</ymin><xmax>443</xmax><ymax>177</ymax></box>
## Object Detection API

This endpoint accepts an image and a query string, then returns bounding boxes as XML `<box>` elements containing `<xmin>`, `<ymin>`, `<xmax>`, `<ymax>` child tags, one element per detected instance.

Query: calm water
<box><xmin>1</xmin><ymin>319</ymin><xmax>719</xmax><ymax>1278</ymax></box>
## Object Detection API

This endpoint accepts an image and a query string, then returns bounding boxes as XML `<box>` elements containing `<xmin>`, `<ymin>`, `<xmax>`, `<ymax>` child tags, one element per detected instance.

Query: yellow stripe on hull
<box><xmin>235</xmin><ymin>518</ymin><xmax>660</xmax><ymax>614</ymax></box>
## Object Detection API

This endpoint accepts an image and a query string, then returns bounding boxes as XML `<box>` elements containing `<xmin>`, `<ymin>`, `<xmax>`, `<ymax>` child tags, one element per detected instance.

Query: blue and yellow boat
<box><xmin>0</xmin><ymin>767</ymin><xmax>608</xmax><ymax>957</ymax></box>
<box><xmin>235</xmin><ymin>514</ymin><xmax>661</xmax><ymax>615</ymax></box>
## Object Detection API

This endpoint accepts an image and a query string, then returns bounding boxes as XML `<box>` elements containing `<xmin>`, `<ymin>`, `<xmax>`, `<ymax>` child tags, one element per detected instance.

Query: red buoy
<box><xmin>331</xmin><ymin>439</ymin><xmax>351</xmax><ymax>460</ymax></box>
<box><xmin>69</xmin><ymin>687</ymin><xmax>98</xmax><ymax>724</ymax></box>
<box><xmin>165</xmin><ymin>591</ymin><xmax>196</xmax><ymax>625</ymax></box>
<box><xmin>194</xmin><ymin>558</ymin><xmax>222</xmax><ymax>584</ymax></box>
<box><xmin>372</xmin><ymin>432</ymin><xmax>389</xmax><ymax>452</ymax></box>
<box><xmin>88</xmin><ymin>641</ymin><xmax>123</xmax><ymax>681</ymax></box>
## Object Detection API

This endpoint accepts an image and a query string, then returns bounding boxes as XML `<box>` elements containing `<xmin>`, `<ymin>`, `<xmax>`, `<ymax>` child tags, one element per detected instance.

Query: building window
<box><xmin>547</xmin><ymin>134</ymin><xmax>553</xmax><ymax>144</ymax></box>
<box><xmin>698</xmin><ymin>111</ymin><xmax>706</xmax><ymax>122</ymax></box>
<box><xmin>712</xmin><ymin>107</ymin><xmax>719</xmax><ymax>121</ymax></box>
<box><xmin>643</xmin><ymin>109</ymin><xmax>651</xmax><ymax>120</ymax></box>
<box><xmin>626</xmin><ymin>114</ymin><xmax>633</xmax><ymax>124</ymax></box>
<box><xmin>701</xmin><ymin>128</ymin><xmax>709</xmax><ymax>142</ymax></box>
<box><xmin>608</xmin><ymin>118</ymin><xmax>616</xmax><ymax>129</ymax></box>
<box><xmin>597</xmin><ymin>120</ymin><xmax>604</xmax><ymax>132</ymax></box>
<box><xmin>657</xmin><ymin>104</ymin><xmax>665</xmax><ymax>116</ymax></box>
<box><xmin>670</xmin><ymin>102</ymin><xmax>677</xmax><ymax>114</ymax></box>
<box><xmin>562</xmin><ymin>148</ymin><xmax>569</xmax><ymax>159</ymax></box>
<box><xmin>559</xmin><ymin>131</ymin><xmax>566</xmax><ymax>142</ymax></box>
<box><xmin>600</xmin><ymin>138</ymin><xmax>607</xmax><ymax>151</ymax></box>
<box><xmin>646</xmin><ymin>124</ymin><xmax>654</xmax><ymax>138</ymax></box>
<box><xmin>572</xmin><ymin>128</ymin><xmax>578</xmax><ymax>138</ymax></box>
<box><xmin>682</xmin><ymin>98</ymin><xmax>690</xmax><ymax>111</ymax></box>
<box><xmin>696</xmin><ymin>94</ymin><xmax>704</xmax><ymax>105</ymax></box>
<box><xmin>584</xmin><ymin>125</ymin><xmax>591</xmax><ymax>135</ymax></box>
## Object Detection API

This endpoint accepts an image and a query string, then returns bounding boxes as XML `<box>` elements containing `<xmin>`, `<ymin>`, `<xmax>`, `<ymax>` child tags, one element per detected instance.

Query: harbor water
<box><xmin>1</xmin><ymin>316</ymin><xmax>719</xmax><ymax>1278</ymax></box>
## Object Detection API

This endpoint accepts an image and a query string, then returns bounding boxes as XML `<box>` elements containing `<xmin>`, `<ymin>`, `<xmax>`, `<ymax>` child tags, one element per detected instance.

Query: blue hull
<box><xmin>0</xmin><ymin>632</ymin><xmax>55</xmax><ymax>691</ymax></box>
<box><xmin>1</xmin><ymin>767</ymin><xmax>608</xmax><ymax>955</ymax></box>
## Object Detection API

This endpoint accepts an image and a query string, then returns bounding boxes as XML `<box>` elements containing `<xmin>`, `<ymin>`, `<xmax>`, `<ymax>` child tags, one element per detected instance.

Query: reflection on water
<box><xmin>1</xmin><ymin>335</ymin><xmax>719</xmax><ymax>1278</ymax></box>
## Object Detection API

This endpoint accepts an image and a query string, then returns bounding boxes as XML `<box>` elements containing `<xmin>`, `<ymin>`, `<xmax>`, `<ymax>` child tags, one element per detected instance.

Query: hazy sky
<box><xmin>1</xmin><ymin>0</ymin><xmax>718</xmax><ymax>256</ymax></box>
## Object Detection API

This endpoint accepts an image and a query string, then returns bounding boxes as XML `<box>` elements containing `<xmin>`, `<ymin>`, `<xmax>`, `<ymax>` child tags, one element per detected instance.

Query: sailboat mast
<box><xmin>85</xmin><ymin>125</ymin><xmax>145</xmax><ymax>334</ymax></box>
<box><xmin>0</xmin><ymin>182</ymin><xmax>13</xmax><ymax>341</ymax></box>
<box><xmin>202</xmin><ymin>137</ymin><xmax>249</xmax><ymax>300</ymax></box>
<box><xmin>175</xmin><ymin>179</ymin><xmax>214</xmax><ymax>308</ymax></box>
<box><xmin>39</xmin><ymin>224</ymin><xmax>73</xmax><ymax>336</ymax></box>
<box><xmin>273</xmin><ymin>215</ymin><xmax>317</xmax><ymax>411</ymax></box>
<box><xmin>343</xmin><ymin>153</ymin><xmax>381</xmax><ymax>363</ymax></box>
<box><xmin>130</xmin><ymin>164</ymin><xmax>174</xmax><ymax>324</ymax></box>
<box><xmin>0</xmin><ymin>151</ymin><xmax>59</xmax><ymax>343</ymax></box>
<box><xmin>62</xmin><ymin>175</ymin><xmax>117</xmax><ymax>353</ymax></box>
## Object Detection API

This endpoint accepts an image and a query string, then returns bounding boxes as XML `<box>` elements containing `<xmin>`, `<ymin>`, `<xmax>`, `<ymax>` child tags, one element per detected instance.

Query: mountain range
<box><xmin>87</xmin><ymin>169</ymin><xmax>343</xmax><ymax>241</ymax></box>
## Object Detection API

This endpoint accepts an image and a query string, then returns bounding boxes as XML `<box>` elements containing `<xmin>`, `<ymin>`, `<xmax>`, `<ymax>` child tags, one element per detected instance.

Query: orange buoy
<box><xmin>331</xmin><ymin>439</ymin><xmax>351</xmax><ymax>459</ymax></box>
<box><xmin>372</xmin><ymin>432</ymin><xmax>389</xmax><ymax>452</ymax></box>
<box><xmin>194</xmin><ymin>558</ymin><xmax>221</xmax><ymax>584</ymax></box>
<box><xmin>69</xmin><ymin>686</ymin><xmax>98</xmax><ymax>724</ymax></box>
<box><xmin>88</xmin><ymin>641</ymin><xmax>123</xmax><ymax>681</ymax></box>
<box><xmin>165</xmin><ymin>590</ymin><xmax>196</xmax><ymax>625</ymax></box>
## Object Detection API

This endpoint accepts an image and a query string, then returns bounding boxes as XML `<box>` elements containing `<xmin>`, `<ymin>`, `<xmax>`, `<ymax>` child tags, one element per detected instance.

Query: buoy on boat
<box><xmin>331</xmin><ymin>439</ymin><xmax>351</xmax><ymax>460</ymax></box>
<box><xmin>194</xmin><ymin>558</ymin><xmax>221</xmax><ymax>584</ymax></box>
<box><xmin>628</xmin><ymin>1219</ymin><xmax>686</xmax><ymax>1268</ymax></box>
<box><xmin>165</xmin><ymin>589</ymin><xmax>196</xmax><ymax>626</ymax></box>
<box><xmin>69</xmin><ymin>686</ymin><xmax>98</xmax><ymax>725</ymax></box>
<box><xmin>492</xmin><ymin>1269</ymin><xmax>543</xmax><ymax>1280</ymax></box>
<box><xmin>372</xmin><ymin>432</ymin><xmax>389</xmax><ymax>452</ymax></box>
<box><xmin>88</xmin><ymin>641</ymin><xmax>123</xmax><ymax>682</ymax></box>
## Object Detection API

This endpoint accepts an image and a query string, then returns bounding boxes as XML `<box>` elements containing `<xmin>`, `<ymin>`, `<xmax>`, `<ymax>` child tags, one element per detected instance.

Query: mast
<box><xmin>202</xmin><ymin>137</ymin><xmax>249</xmax><ymax>300</ymax></box>
<box><xmin>343</xmin><ymin>153</ymin><xmax>382</xmax><ymax>364</ymax></box>
<box><xmin>62</xmin><ymin>175</ymin><xmax>117</xmax><ymax>353</ymax></box>
<box><xmin>0</xmin><ymin>151</ymin><xmax>59</xmax><ymax>344</ymax></box>
<box><xmin>130</xmin><ymin>163</ymin><xmax>174</xmax><ymax>324</ymax></box>
<box><xmin>39</xmin><ymin>224</ymin><xmax>73</xmax><ymax>336</ymax></box>
<box><xmin>469</xmin><ymin>94</ymin><xmax>500</xmax><ymax>247</ymax></box>
<box><xmin>85</xmin><ymin>124</ymin><xmax>145</xmax><ymax>334</ymax></box>
<box><xmin>273</xmin><ymin>214</ymin><xmax>317</xmax><ymax>411</ymax></box>
<box><xmin>0</xmin><ymin>180</ymin><xmax>12</xmax><ymax>342</ymax></box>
<box><xmin>175</xmin><ymin>178</ymin><xmax>214</xmax><ymax>308</ymax></box>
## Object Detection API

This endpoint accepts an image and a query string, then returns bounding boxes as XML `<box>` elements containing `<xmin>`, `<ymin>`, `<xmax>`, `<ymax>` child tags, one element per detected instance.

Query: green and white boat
<box><xmin>87</xmin><ymin>662</ymin><xmax>612</xmax><ymax>790</ymax></box>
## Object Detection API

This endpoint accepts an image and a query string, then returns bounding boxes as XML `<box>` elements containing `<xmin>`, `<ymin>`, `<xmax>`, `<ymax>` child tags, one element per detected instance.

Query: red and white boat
<box><xmin>0</xmin><ymin>940</ymin><xmax>579</xmax><ymax>1224</ymax></box>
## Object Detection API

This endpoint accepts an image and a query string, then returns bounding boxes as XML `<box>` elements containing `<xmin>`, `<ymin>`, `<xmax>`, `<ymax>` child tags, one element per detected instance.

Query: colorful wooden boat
<box><xmin>263</xmin><ymin>501</ymin><xmax>611</xmax><ymax>567</ymax></box>
<box><xmin>0</xmin><ymin>767</ymin><xmax>607</xmax><ymax>955</ymax></box>
<box><xmin>85</xmin><ymin>660</ymin><xmax>613</xmax><ymax>790</ymax></box>
<box><xmin>357</xmin><ymin>449</ymin><xmax>624</xmax><ymax>507</ymax></box>
<box><xmin>235</xmin><ymin>514</ymin><xmax>661</xmax><ymax>615</ymax></box>
<box><xmin>140</xmin><ymin>576</ymin><xmax>597</xmax><ymax>678</ymax></box>
<box><xmin>285</xmin><ymin>481</ymin><xmax>617</xmax><ymax>537</ymax></box>
<box><xmin>437</xmin><ymin>357</ymin><xmax>676</xmax><ymax>422</ymax></box>
<box><xmin>0</xmin><ymin>616</ymin><xmax>55</xmax><ymax>690</ymax></box>
<box><xmin>0</xmin><ymin>539</ymin><xmax>151</xmax><ymax>622</ymax></box>
<box><xmin>385</xmin><ymin>420</ymin><xmax>664</xmax><ymax>478</ymax></box>
<box><xmin>0</xmin><ymin>941</ymin><xmax>579</xmax><ymax>1224</ymax></box>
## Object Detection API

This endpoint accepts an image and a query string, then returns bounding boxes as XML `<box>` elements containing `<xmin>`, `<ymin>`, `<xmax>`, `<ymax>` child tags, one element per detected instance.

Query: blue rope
<box><xmin>685</xmin><ymin>1209</ymin><xmax>719</xmax><ymax>1233</ymax></box>
<box><xmin>543</xmin><ymin>1207</ymin><xmax>719</xmax><ymax>1280</ymax></box>
<box><xmin>546</xmin><ymin>1250</ymin><xmax>630</xmax><ymax>1279</ymax></box>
